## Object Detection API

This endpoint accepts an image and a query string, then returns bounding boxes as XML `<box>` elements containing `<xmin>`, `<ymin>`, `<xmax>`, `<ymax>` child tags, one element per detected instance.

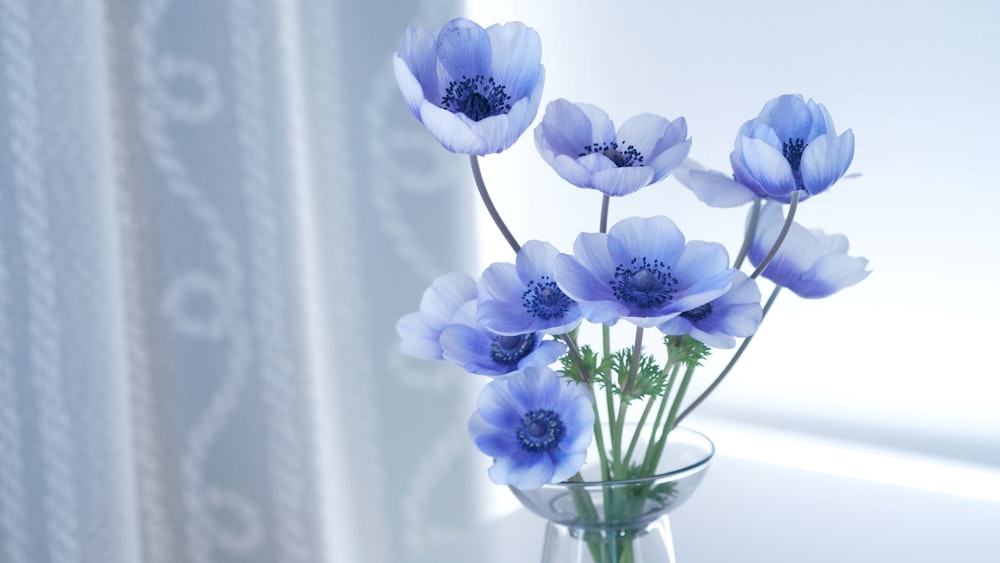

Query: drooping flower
<box><xmin>676</xmin><ymin>94</ymin><xmax>854</xmax><ymax>207</ymax></box>
<box><xmin>393</xmin><ymin>17</ymin><xmax>545</xmax><ymax>155</ymax></box>
<box><xmin>396</xmin><ymin>272</ymin><xmax>478</xmax><ymax>360</ymax></box>
<box><xmin>749</xmin><ymin>201</ymin><xmax>870</xmax><ymax>298</ymax></box>
<box><xmin>477</xmin><ymin>240</ymin><xmax>582</xmax><ymax>335</ymax></box>
<box><xmin>440</xmin><ymin>302</ymin><xmax>567</xmax><ymax>376</ymax></box>
<box><xmin>468</xmin><ymin>366</ymin><xmax>594</xmax><ymax>489</ymax></box>
<box><xmin>553</xmin><ymin>216</ymin><xmax>735</xmax><ymax>328</ymax></box>
<box><xmin>657</xmin><ymin>271</ymin><xmax>763</xmax><ymax>348</ymax></box>
<box><xmin>731</xmin><ymin>94</ymin><xmax>855</xmax><ymax>201</ymax></box>
<box><xmin>534</xmin><ymin>99</ymin><xmax>691</xmax><ymax>196</ymax></box>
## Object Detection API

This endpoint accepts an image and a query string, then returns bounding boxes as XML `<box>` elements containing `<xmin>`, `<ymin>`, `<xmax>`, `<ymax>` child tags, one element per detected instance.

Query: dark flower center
<box><xmin>680</xmin><ymin>303</ymin><xmax>713</xmax><ymax>322</ymax></box>
<box><xmin>580</xmin><ymin>141</ymin><xmax>644</xmax><ymax>167</ymax></box>
<box><xmin>611</xmin><ymin>257</ymin><xmax>678</xmax><ymax>309</ymax></box>
<box><xmin>521</xmin><ymin>277</ymin><xmax>574</xmax><ymax>320</ymax></box>
<box><xmin>441</xmin><ymin>75</ymin><xmax>512</xmax><ymax>121</ymax></box>
<box><xmin>515</xmin><ymin>409</ymin><xmax>566</xmax><ymax>453</ymax></box>
<box><xmin>782</xmin><ymin>137</ymin><xmax>807</xmax><ymax>189</ymax></box>
<box><xmin>490</xmin><ymin>333</ymin><xmax>537</xmax><ymax>366</ymax></box>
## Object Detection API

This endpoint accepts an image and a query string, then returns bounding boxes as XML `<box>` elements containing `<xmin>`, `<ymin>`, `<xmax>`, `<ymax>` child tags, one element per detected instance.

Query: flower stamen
<box><xmin>580</xmin><ymin>141</ymin><xmax>644</xmax><ymax>168</ymax></box>
<box><xmin>521</xmin><ymin>276</ymin><xmax>574</xmax><ymax>320</ymax></box>
<box><xmin>611</xmin><ymin>257</ymin><xmax>678</xmax><ymax>308</ymax></box>
<box><xmin>515</xmin><ymin>409</ymin><xmax>566</xmax><ymax>452</ymax></box>
<box><xmin>442</xmin><ymin>75</ymin><xmax>512</xmax><ymax>121</ymax></box>
<box><xmin>680</xmin><ymin>303</ymin><xmax>713</xmax><ymax>322</ymax></box>
<box><xmin>490</xmin><ymin>333</ymin><xmax>538</xmax><ymax>365</ymax></box>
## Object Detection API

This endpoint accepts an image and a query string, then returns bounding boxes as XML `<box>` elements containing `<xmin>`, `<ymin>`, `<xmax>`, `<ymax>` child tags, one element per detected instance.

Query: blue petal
<box><xmin>800</xmin><ymin>130</ymin><xmax>854</xmax><ymax>195</ymax></box>
<box><xmin>606</xmin><ymin>216</ymin><xmax>685</xmax><ymax>269</ymax></box>
<box><xmin>758</xmin><ymin>94</ymin><xmax>812</xmax><ymax>143</ymax></box>
<box><xmin>739</xmin><ymin>137</ymin><xmax>797</xmax><ymax>196</ymax></box>
<box><xmin>476</xmin><ymin>297</ymin><xmax>536</xmax><ymax>336</ymax></box>
<box><xmin>798</xmin><ymin>253</ymin><xmax>870</xmax><ymax>298</ymax></box>
<box><xmin>469</xmin><ymin>411</ymin><xmax>519</xmax><ymax>456</ymax></box>
<box><xmin>517</xmin><ymin>339</ymin><xmax>568</xmax><ymax>369</ymax></box>
<box><xmin>435</xmin><ymin>18</ymin><xmax>492</xmax><ymax>80</ymax></box>
<box><xmin>507</xmin><ymin>366</ymin><xmax>559</xmax><ymax>411</ymax></box>
<box><xmin>575</xmin><ymin>103</ymin><xmax>617</xmax><ymax>145</ymax></box>
<box><xmin>419</xmin><ymin>272</ymin><xmax>477</xmax><ymax>327</ymax></box>
<box><xmin>485</xmin><ymin>21</ymin><xmax>542</xmax><ymax>98</ymax></box>
<box><xmin>418</xmin><ymin>102</ymin><xmax>488</xmax><ymax>154</ymax></box>
<box><xmin>674</xmin><ymin>160</ymin><xmax>757</xmax><ymax>208</ymax></box>
<box><xmin>476</xmin><ymin>378</ymin><xmax>525</xmax><ymax>429</ymax></box>
<box><xmin>553</xmin><ymin>249</ymin><xmax>614</xmax><ymax>303</ymax></box>
<box><xmin>615</xmin><ymin>113</ymin><xmax>669</xmax><ymax>157</ymax></box>
<box><xmin>517</xmin><ymin>240</ymin><xmax>561</xmax><ymax>282</ymax></box>
<box><xmin>440</xmin><ymin>324</ymin><xmax>509</xmax><ymax>375</ymax></box>
<box><xmin>549</xmin><ymin>449</ymin><xmax>587</xmax><ymax>484</ymax></box>
<box><xmin>396</xmin><ymin>312</ymin><xmax>445</xmax><ymax>360</ymax></box>
<box><xmin>590</xmin><ymin>166</ymin><xmax>655</xmax><ymax>196</ymax></box>
<box><xmin>647</xmin><ymin>139</ymin><xmax>691</xmax><ymax>184</ymax></box>
<box><xmin>536</xmin><ymin>99</ymin><xmax>594</xmax><ymax>155</ymax></box>
<box><xmin>490</xmin><ymin>450</ymin><xmax>554</xmax><ymax>489</ymax></box>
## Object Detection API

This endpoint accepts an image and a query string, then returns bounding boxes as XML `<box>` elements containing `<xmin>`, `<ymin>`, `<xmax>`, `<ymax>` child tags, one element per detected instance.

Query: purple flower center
<box><xmin>441</xmin><ymin>75</ymin><xmax>512</xmax><ymax>121</ymax></box>
<box><xmin>579</xmin><ymin>141</ymin><xmax>644</xmax><ymax>167</ymax></box>
<box><xmin>516</xmin><ymin>409</ymin><xmax>566</xmax><ymax>452</ymax></box>
<box><xmin>491</xmin><ymin>333</ymin><xmax>537</xmax><ymax>366</ymax></box>
<box><xmin>521</xmin><ymin>277</ymin><xmax>574</xmax><ymax>320</ymax></box>
<box><xmin>680</xmin><ymin>303</ymin><xmax>713</xmax><ymax>322</ymax></box>
<box><xmin>611</xmin><ymin>257</ymin><xmax>678</xmax><ymax>309</ymax></box>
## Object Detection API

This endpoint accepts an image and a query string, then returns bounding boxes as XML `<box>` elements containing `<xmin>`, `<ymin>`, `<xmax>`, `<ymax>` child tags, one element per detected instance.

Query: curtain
<box><xmin>0</xmin><ymin>1</ymin><xmax>485</xmax><ymax>562</ymax></box>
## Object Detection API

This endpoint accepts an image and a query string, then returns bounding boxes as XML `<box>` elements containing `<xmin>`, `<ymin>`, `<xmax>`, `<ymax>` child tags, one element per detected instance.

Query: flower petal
<box><xmin>435</xmin><ymin>18</ymin><xmax>492</xmax><ymax>79</ymax></box>
<box><xmin>739</xmin><ymin>136</ymin><xmax>798</xmax><ymax>196</ymax></box>
<box><xmin>800</xmin><ymin>129</ymin><xmax>855</xmax><ymax>195</ymax></box>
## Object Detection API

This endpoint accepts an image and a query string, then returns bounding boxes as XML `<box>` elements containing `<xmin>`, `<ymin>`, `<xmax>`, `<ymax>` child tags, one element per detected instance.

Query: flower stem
<box><xmin>470</xmin><ymin>155</ymin><xmax>520</xmax><ymax>254</ymax></box>
<box><xmin>674</xmin><ymin>285</ymin><xmax>782</xmax><ymax>424</ymax></box>
<box><xmin>750</xmin><ymin>190</ymin><xmax>799</xmax><ymax>279</ymax></box>
<box><xmin>599</xmin><ymin>194</ymin><xmax>610</xmax><ymax>233</ymax></box>
<box><xmin>734</xmin><ymin>198</ymin><xmax>762</xmax><ymax>269</ymax></box>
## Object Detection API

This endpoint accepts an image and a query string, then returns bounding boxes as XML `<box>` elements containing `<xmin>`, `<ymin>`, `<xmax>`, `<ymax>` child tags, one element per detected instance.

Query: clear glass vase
<box><xmin>510</xmin><ymin>427</ymin><xmax>714</xmax><ymax>563</ymax></box>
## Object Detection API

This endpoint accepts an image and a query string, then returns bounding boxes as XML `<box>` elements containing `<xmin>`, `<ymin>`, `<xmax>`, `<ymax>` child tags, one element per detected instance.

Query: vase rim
<box><xmin>536</xmin><ymin>426</ymin><xmax>715</xmax><ymax>490</ymax></box>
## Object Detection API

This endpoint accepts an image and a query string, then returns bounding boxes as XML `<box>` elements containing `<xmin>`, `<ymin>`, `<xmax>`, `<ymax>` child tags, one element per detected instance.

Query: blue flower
<box><xmin>749</xmin><ymin>202</ymin><xmax>870</xmax><ymax>298</ymax></box>
<box><xmin>534</xmin><ymin>99</ymin><xmax>690</xmax><ymax>196</ymax></box>
<box><xmin>393</xmin><ymin>18</ymin><xmax>544</xmax><ymax>155</ymax></box>
<box><xmin>553</xmin><ymin>216</ymin><xmax>735</xmax><ymax>328</ymax></box>
<box><xmin>468</xmin><ymin>366</ymin><xmax>594</xmax><ymax>489</ymax></box>
<box><xmin>477</xmin><ymin>240</ymin><xmax>582</xmax><ymax>335</ymax></box>
<box><xmin>731</xmin><ymin>94</ymin><xmax>855</xmax><ymax>200</ymax></box>
<box><xmin>676</xmin><ymin>94</ymin><xmax>854</xmax><ymax>207</ymax></box>
<box><xmin>657</xmin><ymin>271</ymin><xmax>763</xmax><ymax>348</ymax></box>
<box><xmin>396</xmin><ymin>272</ymin><xmax>477</xmax><ymax>360</ymax></box>
<box><xmin>440</xmin><ymin>302</ymin><xmax>567</xmax><ymax>376</ymax></box>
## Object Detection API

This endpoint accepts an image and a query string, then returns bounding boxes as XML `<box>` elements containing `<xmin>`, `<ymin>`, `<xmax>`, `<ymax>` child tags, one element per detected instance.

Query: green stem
<box><xmin>675</xmin><ymin>285</ymin><xmax>782</xmax><ymax>424</ymax></box>
<box><xmin>469</xmin><ymin>155</ymin><xmax>520</xmax><ymax>254</ymax></box>
<box><xmin>750</xmin><ymin>190</ymin><xmax>800</xmax><ymax>279</ymax></box>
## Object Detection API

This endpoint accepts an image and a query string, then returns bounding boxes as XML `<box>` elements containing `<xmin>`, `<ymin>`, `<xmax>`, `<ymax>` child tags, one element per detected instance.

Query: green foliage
<box><xmin>559</xmin><ymin>344</ymin><xmax>604</xmax><ymax>384</ymax></box>
<box><xmin>665</xmin><ymin>334</ymin><xmax>712</xmax><ymax>368</ymax></box>
<box><xmin>561</xmin><ymin>344</ymin><xmax>670</xmax><ymax>405</ymax></box>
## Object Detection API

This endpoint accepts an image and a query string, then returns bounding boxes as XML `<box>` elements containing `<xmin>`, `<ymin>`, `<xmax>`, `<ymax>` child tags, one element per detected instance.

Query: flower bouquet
<box><xmin>394</xmin><ymin>17</ymin><xmax>869</xmax><ymax>563</ymax></box>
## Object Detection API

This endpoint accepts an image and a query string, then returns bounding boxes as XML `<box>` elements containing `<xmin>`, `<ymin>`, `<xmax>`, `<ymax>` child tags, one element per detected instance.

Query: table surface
<box><xmin>414</xmin><ymin>423</ymin><xmax>1000</xmax><ymax>563</ymax></box>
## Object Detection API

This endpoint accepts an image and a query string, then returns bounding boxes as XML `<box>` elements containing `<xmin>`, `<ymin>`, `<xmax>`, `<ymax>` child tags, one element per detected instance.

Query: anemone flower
<box><xmin>534</xmin><ymin>99</ymin><xmax>690</xmax><ymax>196</ymax></box>
<box><xmin>396</xmin><ymin>272</ymin><xmax>477</xmax><ymax>360</ymax></box>
<box><xmin>393</xmin><ymin>17</ymin><xmax>544</xmax><ymax>155</ymax></box>
<box><xmin>731</xmin><ymin>93</ymin><xmax>854</xmax><ymax>201</ymax></box>
<box><xmin>439</xmin><ymin>302</ymin><xmax>567</xmax><ymax>376</ymax></box>
<box><xmin>553</xmin><ymin>216</ymin><xmax>734</xmax><ymax>328</ymax></box>
<box><xmin>749</xmin><ymin>201</ymin><xmax>870</xmax><ymax>298</ymax></box>
<box><xmin>478</xmin><ymin>240</ymin><xmax>582</xmax><ymax>335</ymax></box>
<box><xmin>468</xmin><ymin>366</ymin><xmax>594</xmax><ymax>489</ymax></box>
<box><xmin>657</xmin><ymin>271</ymin><xmax>763</xmax><ymax>349</ymax></box>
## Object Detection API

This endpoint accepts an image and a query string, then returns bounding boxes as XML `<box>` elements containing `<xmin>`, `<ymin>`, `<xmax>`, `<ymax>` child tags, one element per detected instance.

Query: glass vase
<box><xmin>510</xmin><ymin>427</ymin><xmax>714</xmax><ymax>563</ymax></box>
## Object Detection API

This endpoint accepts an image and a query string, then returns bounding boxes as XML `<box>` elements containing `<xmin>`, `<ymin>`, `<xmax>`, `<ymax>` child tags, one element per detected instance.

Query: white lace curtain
<box><xmin>0</xmin><ymin>1</ymin><xmax>483</xmax><ymax>562</ymax></box>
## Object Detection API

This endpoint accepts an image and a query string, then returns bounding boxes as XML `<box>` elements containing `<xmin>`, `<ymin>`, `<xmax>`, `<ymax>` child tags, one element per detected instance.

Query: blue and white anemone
<box><xmin>534</xmin><ymin>99</ymin><xmax>690</xmax><ymax>197</ymax></box>
<box><xmin>657</xmin><ymin>271</ymin><xmax>763</xmax><ymax>348</ymax></box>
<box><xmin>468</xmin><ymin>366</ymin><xmax>594</xmax><ymax>489</ymax></box>
<box><xmin>677</xmin><ymin>94</ymin><xmax>854</xmax><ymax>207</ymax></box>
<box><xmin>440</xmin><ymin>302</ymin><xmax>567</xmax><ymax>376</ymax></box>
<box><xmin>393</xmin><ymin>17</ymin><xmax>545</xmax><ymax>155</ymax></box>
<box><xmin>478</xmin><ymin>240</ymin><xmax>582</xmax><ymax>335</ymax></box>
<box><xmin>553</xmin><ymin>216</ymin><xmax>735</xmax><ymax>328</ymax></box>
<box><xmin>396</xmin><ymin>272</ymin><xmax>478</xmax><ymax>360</ymax></box>
<box><xmin>750</xmin><ymin>202</ymin><xmax>870</xmax><ymax>298</ymax></box>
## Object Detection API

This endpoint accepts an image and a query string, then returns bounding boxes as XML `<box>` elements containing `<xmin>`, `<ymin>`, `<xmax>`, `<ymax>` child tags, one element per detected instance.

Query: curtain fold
<box><xmin>1</xmin><ymin>1</ymin><xmax>479</xmax><ymax>562</ymax></box>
